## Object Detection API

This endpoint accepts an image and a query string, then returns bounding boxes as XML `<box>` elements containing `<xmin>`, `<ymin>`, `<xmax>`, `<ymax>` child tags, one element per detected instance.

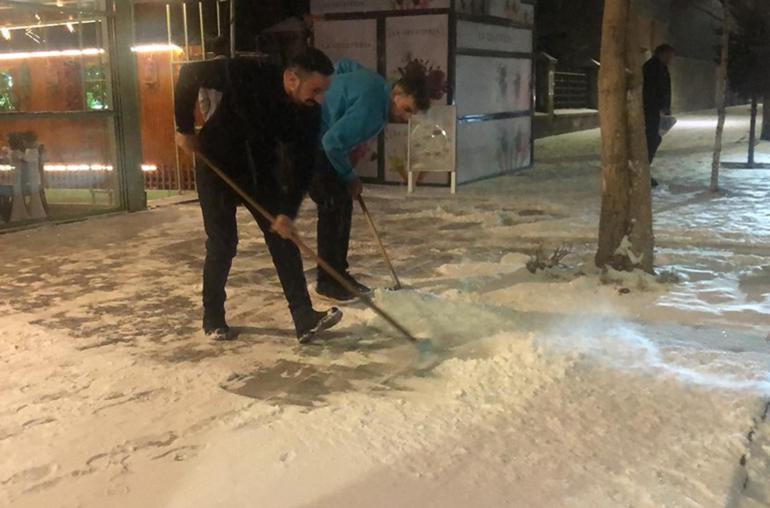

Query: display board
<box><xmin>456</xmin><ymin>20</ymin><xmax>532</xmax><ymax>53</ymax></box>
<box><xmin>384</xmin><ymin>14</ymin><xmax>449</xmax><ymax>184</ymax></box>
<box><xmin>314</xmin><ymin>19</ymin><xmax>378</xmax><ymax>70</ymax></box>
<box><xmin>309</xmin><ymin>3</ymin><xmax>534</xmax><ymax>186</ymax></box>
<box><xmin>314</xmin><ymin>18</ymin><xmax>379</xmax><ymax>178</ymax></box>
<box><xmin>457</xmin><ymin>116</ymin><xmax>531</xmax><ymax>183</ymax></box>
<box><xmin>456</xmin><ymin>0</ymin><xmax>534</xmax><ymax>25</ymax></box>
<box><xmin>455</xmin><ymin>56</ymin><xmax>531</xmax><ymax>116</ymax></box>
<box><xmin>406</xmin><ymin>105</ymin><xmax>456</xmax><ymax>191</ymax></box>
<box><xmin>312</xmin><ymin>0</ymin><xmax>450</xmax><ymax>15</ymax></box>
<box><xmin>385</xmin><ymin>14</ymin><xmax>449</xmax><ymax>105</ymax></box>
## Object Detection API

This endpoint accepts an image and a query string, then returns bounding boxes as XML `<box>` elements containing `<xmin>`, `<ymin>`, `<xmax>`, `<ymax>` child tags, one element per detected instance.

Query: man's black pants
<box><xmin>645</xmin><ymin>111</ymin><xmax>662</xmax><ymax>164</ymax></box>
<box><xmin>195</xmin><ymin>159</ymin><xmax>313</xmax><ymax>330</ymax></box>
<box><xmin>309</xmin><ymin>151</ymin><xmax>353</xmax><ymax>286</ymax></box>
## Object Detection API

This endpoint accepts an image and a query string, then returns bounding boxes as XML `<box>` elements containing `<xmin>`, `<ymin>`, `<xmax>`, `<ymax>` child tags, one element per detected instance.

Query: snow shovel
<box><xmin>357</xmin><ymin>195</ymin><xmax>403</xmax><ymax>290</ymax></box>
<box><xmin>195</xmin><ymin>152</ymin><xmax>429</xmax><ymax>352</ymax></box>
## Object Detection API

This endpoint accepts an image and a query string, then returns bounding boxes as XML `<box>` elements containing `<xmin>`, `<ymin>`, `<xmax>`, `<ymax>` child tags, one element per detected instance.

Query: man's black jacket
<box><xmin>174</xmin><ymin>57</ymin><xmax>320</xmax><ymax>217</ymax></box>
<box><xmin>642</xmin><ymin>55</ymin><xmax>671</xmax><ymax>118</ymax></box>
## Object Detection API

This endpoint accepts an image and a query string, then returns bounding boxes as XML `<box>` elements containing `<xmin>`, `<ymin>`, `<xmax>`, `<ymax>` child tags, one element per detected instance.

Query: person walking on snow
<box><xmin>310</xmin><ymin>59</ymin><xmax>431</xmax><ymax>302</ymax></box>
<box><xmin>643</xmin><ymin>43</ymin><xmax>675</xmax><ymax>187</ymax></box>
<box><xmin>175</xmin><ymin>48</ymin><xmax>342</xmax><ymax>343</ymax></box>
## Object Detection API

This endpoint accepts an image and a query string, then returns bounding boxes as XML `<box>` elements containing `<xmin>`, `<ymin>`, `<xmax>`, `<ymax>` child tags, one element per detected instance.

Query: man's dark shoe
<box><xmin>315</xmin><ymin>281</ymin><xmax>357</xmax><ymax>303</ymax></box>
<box><xmin>343</xmin><ymin>273</ymin><xmax>372</xmax><ymax>295</ymax></box>
<box><xmin>205</xmin><ymin>325</ymin><xmax>237</xmax><ymax>341</ymax></box>
<box><xmin>296</xmin><ymin>307</ymin><xmax>343</xmax><ymax>344</ymax></box>
<box><xmin>316</xmin><ymin>273</ymin><xmax>372</xmax><ymax>303</ymax></box>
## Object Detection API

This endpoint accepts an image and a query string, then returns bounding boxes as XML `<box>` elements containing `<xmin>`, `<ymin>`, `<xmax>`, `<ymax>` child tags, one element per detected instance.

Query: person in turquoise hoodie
<box><xmin>310</xmin><ymin>59</ymin><xmax>430</xmax><ymax>302</ymax></box>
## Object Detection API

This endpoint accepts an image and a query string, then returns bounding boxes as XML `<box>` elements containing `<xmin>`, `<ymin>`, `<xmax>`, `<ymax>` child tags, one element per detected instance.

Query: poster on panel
<box><xmin>486</xmin><ymin>0</ymin><xmax>534</xmax><ymax>24</ymax></box>
<box><xmin>314</xmin><ymin>19</ymin><xmax>378</xmax><ymax>70</ymax></box>
<box><xmin>385</xmin><ymin>14</ymin><xmax>449</xmax><ymax>100</ymax></box>
<box><xmin>314</xmin><ymin>19</ymin><xmax>379</xmax><ymax>178</ymax></box>
<box><xmin>384</xmin><ymin>15</ymin><xmax>449</xmax><ymax>184</ymax></box>
<box><xmin>455</xmin><ymin>56</ymin><xmax>531</xmax><ymax>117</ymax></box>
<box><xmin>312</xmin><ymin>0</ymin><xmax>449</xmax><ymax>15</ymax></box>
<box><xmin>456</xmin><ymin>0</ymin><xmax>534</xmax><ymax>25</ymax></box>
<box><xmin>456</xmin><ymin>116</ymin><xmax>531</xmax><ymax>183</ymax></box>
<box><xmin>456</xmin><ymin>21</ymin><xmax>532</xmax><ymax>53</ymax></box>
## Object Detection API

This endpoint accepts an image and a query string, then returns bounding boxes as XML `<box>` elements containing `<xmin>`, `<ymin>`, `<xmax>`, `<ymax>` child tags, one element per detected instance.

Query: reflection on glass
<box><xmin>0</xmin><ymin>5</ymin><xmax>110</xmax><ymax>113</ymax></box>
<box><xmin>0</xmin><ymin>116</ymin><xmax>117</xmax><ymax>225</ymax></box>
<box><xmin>1</xmin><ymin>1</ymin><xmax>107</xmax><ymax>12</ymax></box>
<box><xmin>0</xmin><ymin>1</ymin><xmax>118</xmax><ymax>226</ymax></box>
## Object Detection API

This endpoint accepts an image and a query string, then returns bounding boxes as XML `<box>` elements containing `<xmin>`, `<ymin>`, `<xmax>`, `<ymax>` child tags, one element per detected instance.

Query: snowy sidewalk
<box><xmin>1</xmin><ymin>107</ymin><xmax>769</xmax><ymax>507</ymax></box>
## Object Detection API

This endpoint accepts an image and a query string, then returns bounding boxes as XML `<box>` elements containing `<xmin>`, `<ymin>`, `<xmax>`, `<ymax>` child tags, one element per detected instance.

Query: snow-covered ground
<box><xmin>1</xmin><ymin>107</ymin><xmax>769</xmax><ymax>508</ymax></box>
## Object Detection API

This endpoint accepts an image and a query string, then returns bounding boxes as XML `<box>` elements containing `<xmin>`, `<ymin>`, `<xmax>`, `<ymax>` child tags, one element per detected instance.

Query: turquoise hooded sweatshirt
<box><xmin>320</xmin><ymin>59</ymin><xmax>391</xmax><ymax>182</ymax></box>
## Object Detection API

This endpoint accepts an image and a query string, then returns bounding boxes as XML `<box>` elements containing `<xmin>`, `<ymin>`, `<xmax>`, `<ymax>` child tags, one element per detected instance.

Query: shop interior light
<box><xmin>131</xmin><ymin>44</ymin><xmax>184</xmax><ymax>54</ymax></box>
<box><xmin>0</xmin><ymin>44</ymin><xmax>182</xmax><ymax>61</ymax></box>
<box><xmin>0</xmin><ymin>163</ymin><xmax>157</xmax><ymax>172</ymax></box>
<box><xmin>0</xmin><ymin>47</ymin><xmax>104</xmax><ymax>61</ymax></box>
<box><xmin>44</xmin><ymin>163</ymin><xmax>114</xmax><ymax>171</ymax></box>
<box><xmin>66</xmin><ymin>22</ymin><xmax>75</xmax><ymax>33</ymax></box>
<box><xmin>1</xmin><ymin>28</ymin><xmax>10</xmax><ymax>41</ymax></box>
<box><xmin>1</xmin><ymin>19</ymin><xmax>97</xmax><ymax>31</ymax></box>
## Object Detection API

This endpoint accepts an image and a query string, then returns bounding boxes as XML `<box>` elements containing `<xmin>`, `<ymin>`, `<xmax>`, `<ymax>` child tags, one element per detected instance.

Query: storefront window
<box><xmin>0</xmin><ymin>0</ymin><xmax>120</xmax><ymax>228</ymax></box>
<box><xmin>0</xmin><ymin>71</ymin><xmax>14</xmax><ymax>111</ymax></box>
<box><xmin>84</xmin><ymin>62</ymin><xmax>107</xmax><ymax>110</ymax></box>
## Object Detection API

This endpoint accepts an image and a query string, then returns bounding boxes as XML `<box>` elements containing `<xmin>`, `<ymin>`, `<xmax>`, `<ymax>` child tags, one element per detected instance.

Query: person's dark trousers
<box><xmin>309</xmin><ymin>150</ymin><xmax>353</xmax><ymax>287</ymax></box>
<box><xmin>195</xmin><ymin>158</ymin><xmax>314</xmax><ymax>331</ymax></box>
<box><xmin>645</xmin><ymin>111</ymin><xmax>663</xmax><ymax>164</ymax></box>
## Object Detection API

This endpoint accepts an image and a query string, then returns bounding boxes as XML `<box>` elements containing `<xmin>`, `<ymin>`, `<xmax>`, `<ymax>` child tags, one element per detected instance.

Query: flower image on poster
<box><xmin>385</xmin><ymin>15</ymin><xmax>449</xmax><ymax>184</ymax></box>
<box><xmin>386</xmin><ymin>15</ymin><xmax>449</xmax><ymax>105</ymax></box>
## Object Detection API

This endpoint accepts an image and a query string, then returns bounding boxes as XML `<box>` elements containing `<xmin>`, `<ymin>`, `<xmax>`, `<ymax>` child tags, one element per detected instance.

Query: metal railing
<box><xmin>536</xmin><ymin>52</ymin><xmax>599</xmax><ymax>114</ymax></box>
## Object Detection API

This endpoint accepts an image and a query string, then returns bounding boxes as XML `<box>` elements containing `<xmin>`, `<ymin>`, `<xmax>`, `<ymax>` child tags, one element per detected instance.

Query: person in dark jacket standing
<box><xmin>174</xmin><ymin>48</ymin><xmax>341</xmax><ymax>343</ymax></box>
<box><xmin>643</xmin><ymin>44</ymin><xmax>675</xmax><ymax>172</ymax></box>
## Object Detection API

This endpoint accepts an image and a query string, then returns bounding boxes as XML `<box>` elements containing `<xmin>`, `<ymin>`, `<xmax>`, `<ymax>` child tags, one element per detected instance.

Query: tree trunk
<box><xmin>749</xmin><ymin>96</ymin><xmax>758</xmax><ymax>165</ymax></box>
<box><xmin>595</xmin><ymin>0</ymin><xmax>630</xmax><ymax>269</ymax></box>
<box><xmin>711</xmin><ymin>0</ymin><xmax>730</xmax><ymax>192</ymax></box>
<box><xmin>762</xmin><ymin>93</ymin><xmax>770</xmax><ymax>141</ymax></box>
<box><xmin>624</xmin><ymin>7</ymin><xmax>654</xmax><ymax>274</ymax></box>
<box><xmin>595</xmin><ymin>0</ymin><xmax>654</xmax><ymax>274</ymax></box>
